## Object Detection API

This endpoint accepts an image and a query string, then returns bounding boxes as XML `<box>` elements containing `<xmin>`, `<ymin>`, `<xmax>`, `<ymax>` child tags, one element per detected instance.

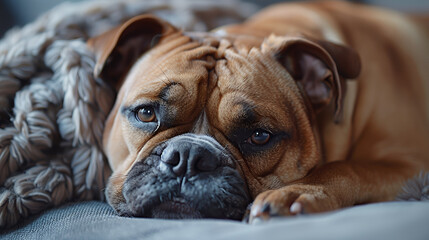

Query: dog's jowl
<box><xmin>88</xmin><ymin>1</ymin><xmax>429</xmax><ymax>222</ymax></box>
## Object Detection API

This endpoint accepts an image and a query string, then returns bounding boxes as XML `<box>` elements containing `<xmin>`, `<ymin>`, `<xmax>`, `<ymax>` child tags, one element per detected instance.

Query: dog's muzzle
<box><xmin>119</xmin><ymin>134</ymin><xmax>250</xmax><ymax>220</ymax></box>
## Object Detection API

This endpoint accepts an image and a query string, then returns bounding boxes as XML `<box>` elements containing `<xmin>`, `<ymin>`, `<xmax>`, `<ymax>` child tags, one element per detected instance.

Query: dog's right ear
<box><xmin>88</xmin><ymin>15</ymin><xmax>177</xmax><ymax>88</ymax></box>
<box><xmin>262</xmin><ymin>35</ymin><xmax>360</xmax><ymax>123</ymax></box>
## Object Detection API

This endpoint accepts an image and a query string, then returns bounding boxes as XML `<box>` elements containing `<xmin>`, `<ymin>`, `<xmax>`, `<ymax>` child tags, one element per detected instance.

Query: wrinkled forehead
<box><xmin>209</xmin><ymin>43</ymin><xmax>301</xmax><ymax>131</ymax></box>
<box><xmin>120</xmin><ymin>38</ymin><xmax>216</xmax><ymax>102</ymax></box>
<box><xmin>120</xmin><ymin>36</ymin><xmax>301</xmax><ymax>127</ymax></box>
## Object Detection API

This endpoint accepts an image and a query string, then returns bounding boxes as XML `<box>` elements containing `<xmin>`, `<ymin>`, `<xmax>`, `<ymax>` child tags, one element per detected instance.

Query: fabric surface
<box><xmin>1</xmin><ymin>200</ymin><xmax>428</xmax><ymax>240</ymax></box>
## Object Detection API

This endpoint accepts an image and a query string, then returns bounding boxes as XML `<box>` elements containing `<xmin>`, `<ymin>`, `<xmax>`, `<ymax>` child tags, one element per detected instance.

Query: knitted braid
<box><xmin>44</xmin><ymin>39</ymin><xmax>113</xmax><ymax>200</ymax></box>
<box><xmin>0</xmin><ymin>159</ymin><xmax>73</xmax><ymax>228</ymax></box>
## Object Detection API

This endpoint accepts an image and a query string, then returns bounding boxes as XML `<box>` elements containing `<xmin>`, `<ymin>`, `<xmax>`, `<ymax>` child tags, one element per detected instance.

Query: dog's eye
<box><xmin>136</xmin><ymin>106</ymin><xmax>156</xmax><ymax>122</ymax></box>
<box><xmin>249</xmin><ymin>129</ymin><xmax>271</xmax><ymax>145</ymax></box>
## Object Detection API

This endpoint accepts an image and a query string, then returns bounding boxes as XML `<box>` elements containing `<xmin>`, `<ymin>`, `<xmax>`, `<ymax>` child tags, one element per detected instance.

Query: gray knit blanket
<box><xmin>0</xmin><ymin>0</ymin><xmax>256</xmax><ymax>228</ymax></box>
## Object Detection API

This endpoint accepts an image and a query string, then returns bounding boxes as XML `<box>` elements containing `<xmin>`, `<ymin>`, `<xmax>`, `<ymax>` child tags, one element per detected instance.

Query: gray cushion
<box><xmin>1</xmin><ymin>201</ymin><xmax>428</xmax><ymax>240</ymax></box>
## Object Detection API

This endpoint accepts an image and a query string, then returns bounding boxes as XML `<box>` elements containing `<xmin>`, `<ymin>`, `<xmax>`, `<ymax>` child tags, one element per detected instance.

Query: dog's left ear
<box><xmin>264</xmin><ymin>36</ymin><xmax>361</xmax><ymax>123</ymax></box>
<box><xmin>88</xmin><ymin>14</ymin><xmax>177</xmax><ymax>88</ymax></box>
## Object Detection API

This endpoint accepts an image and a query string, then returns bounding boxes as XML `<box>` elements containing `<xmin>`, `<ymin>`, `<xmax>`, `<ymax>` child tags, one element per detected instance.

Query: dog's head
<box><xmin>88</xmin><ymin>15</ymin><xmax>360</xmax><ymax>220</ymax></box>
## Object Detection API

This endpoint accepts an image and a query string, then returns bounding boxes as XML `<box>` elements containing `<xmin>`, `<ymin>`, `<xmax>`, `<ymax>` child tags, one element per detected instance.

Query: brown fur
<box><xmin>88</xmin><ymin>1</ymin><xmax>429</xmax><ymax>221</ymax></box>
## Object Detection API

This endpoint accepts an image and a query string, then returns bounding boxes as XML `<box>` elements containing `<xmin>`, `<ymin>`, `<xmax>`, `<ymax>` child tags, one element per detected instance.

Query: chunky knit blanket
<box><xmin>0</xmin><ymin>0</ymin><xmax>256</xmax><ymax>228</ymax></box>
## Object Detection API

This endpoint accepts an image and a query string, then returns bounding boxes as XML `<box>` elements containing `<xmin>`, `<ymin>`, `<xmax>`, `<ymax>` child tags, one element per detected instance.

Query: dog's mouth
<box><xmin>112</xmin><ymin>134</ymin><xmax>251</xmax><ymax>220</ymax></box>
<box><xmin>150</xmin><ymin>197</ymin><xmax>203</xmax><ymax>219</ymax></box>
<box><xmin>118</xmin><ymin>160</ymin><xmax>250</xmax><ymax>220</ymax></box>
<box><xmin>111</xmin><ymin>134</ymin><xmax>250</xmax><ymax>219</ymax></box>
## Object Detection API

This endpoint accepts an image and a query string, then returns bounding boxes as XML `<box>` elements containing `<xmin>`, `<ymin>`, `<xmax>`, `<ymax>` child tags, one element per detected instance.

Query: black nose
<box><xmin>160</xmin><ymin>135</ymin><xmax>223</xmax><ymax>176</ymax></box>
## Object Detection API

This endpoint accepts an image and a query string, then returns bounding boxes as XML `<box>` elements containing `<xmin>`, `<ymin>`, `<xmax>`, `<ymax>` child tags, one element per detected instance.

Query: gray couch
<box><xmin>1</xmin><ymin>201</ymin><xmax>428</xmax><ymax>240</ymax></box>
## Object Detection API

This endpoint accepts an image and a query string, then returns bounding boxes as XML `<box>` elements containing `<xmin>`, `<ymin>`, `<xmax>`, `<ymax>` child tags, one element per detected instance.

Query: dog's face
<box><xmin>89</xmin><ymin>15</ymin><xmax>360</xmax><ymax>219</ymax></box>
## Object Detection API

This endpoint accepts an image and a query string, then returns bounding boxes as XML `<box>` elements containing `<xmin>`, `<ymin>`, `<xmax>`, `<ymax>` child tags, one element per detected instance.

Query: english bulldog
<box><xmin>88</xmin><ymin>1</ymin><xmax>429</xmax><ymax>222</ymax></box>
